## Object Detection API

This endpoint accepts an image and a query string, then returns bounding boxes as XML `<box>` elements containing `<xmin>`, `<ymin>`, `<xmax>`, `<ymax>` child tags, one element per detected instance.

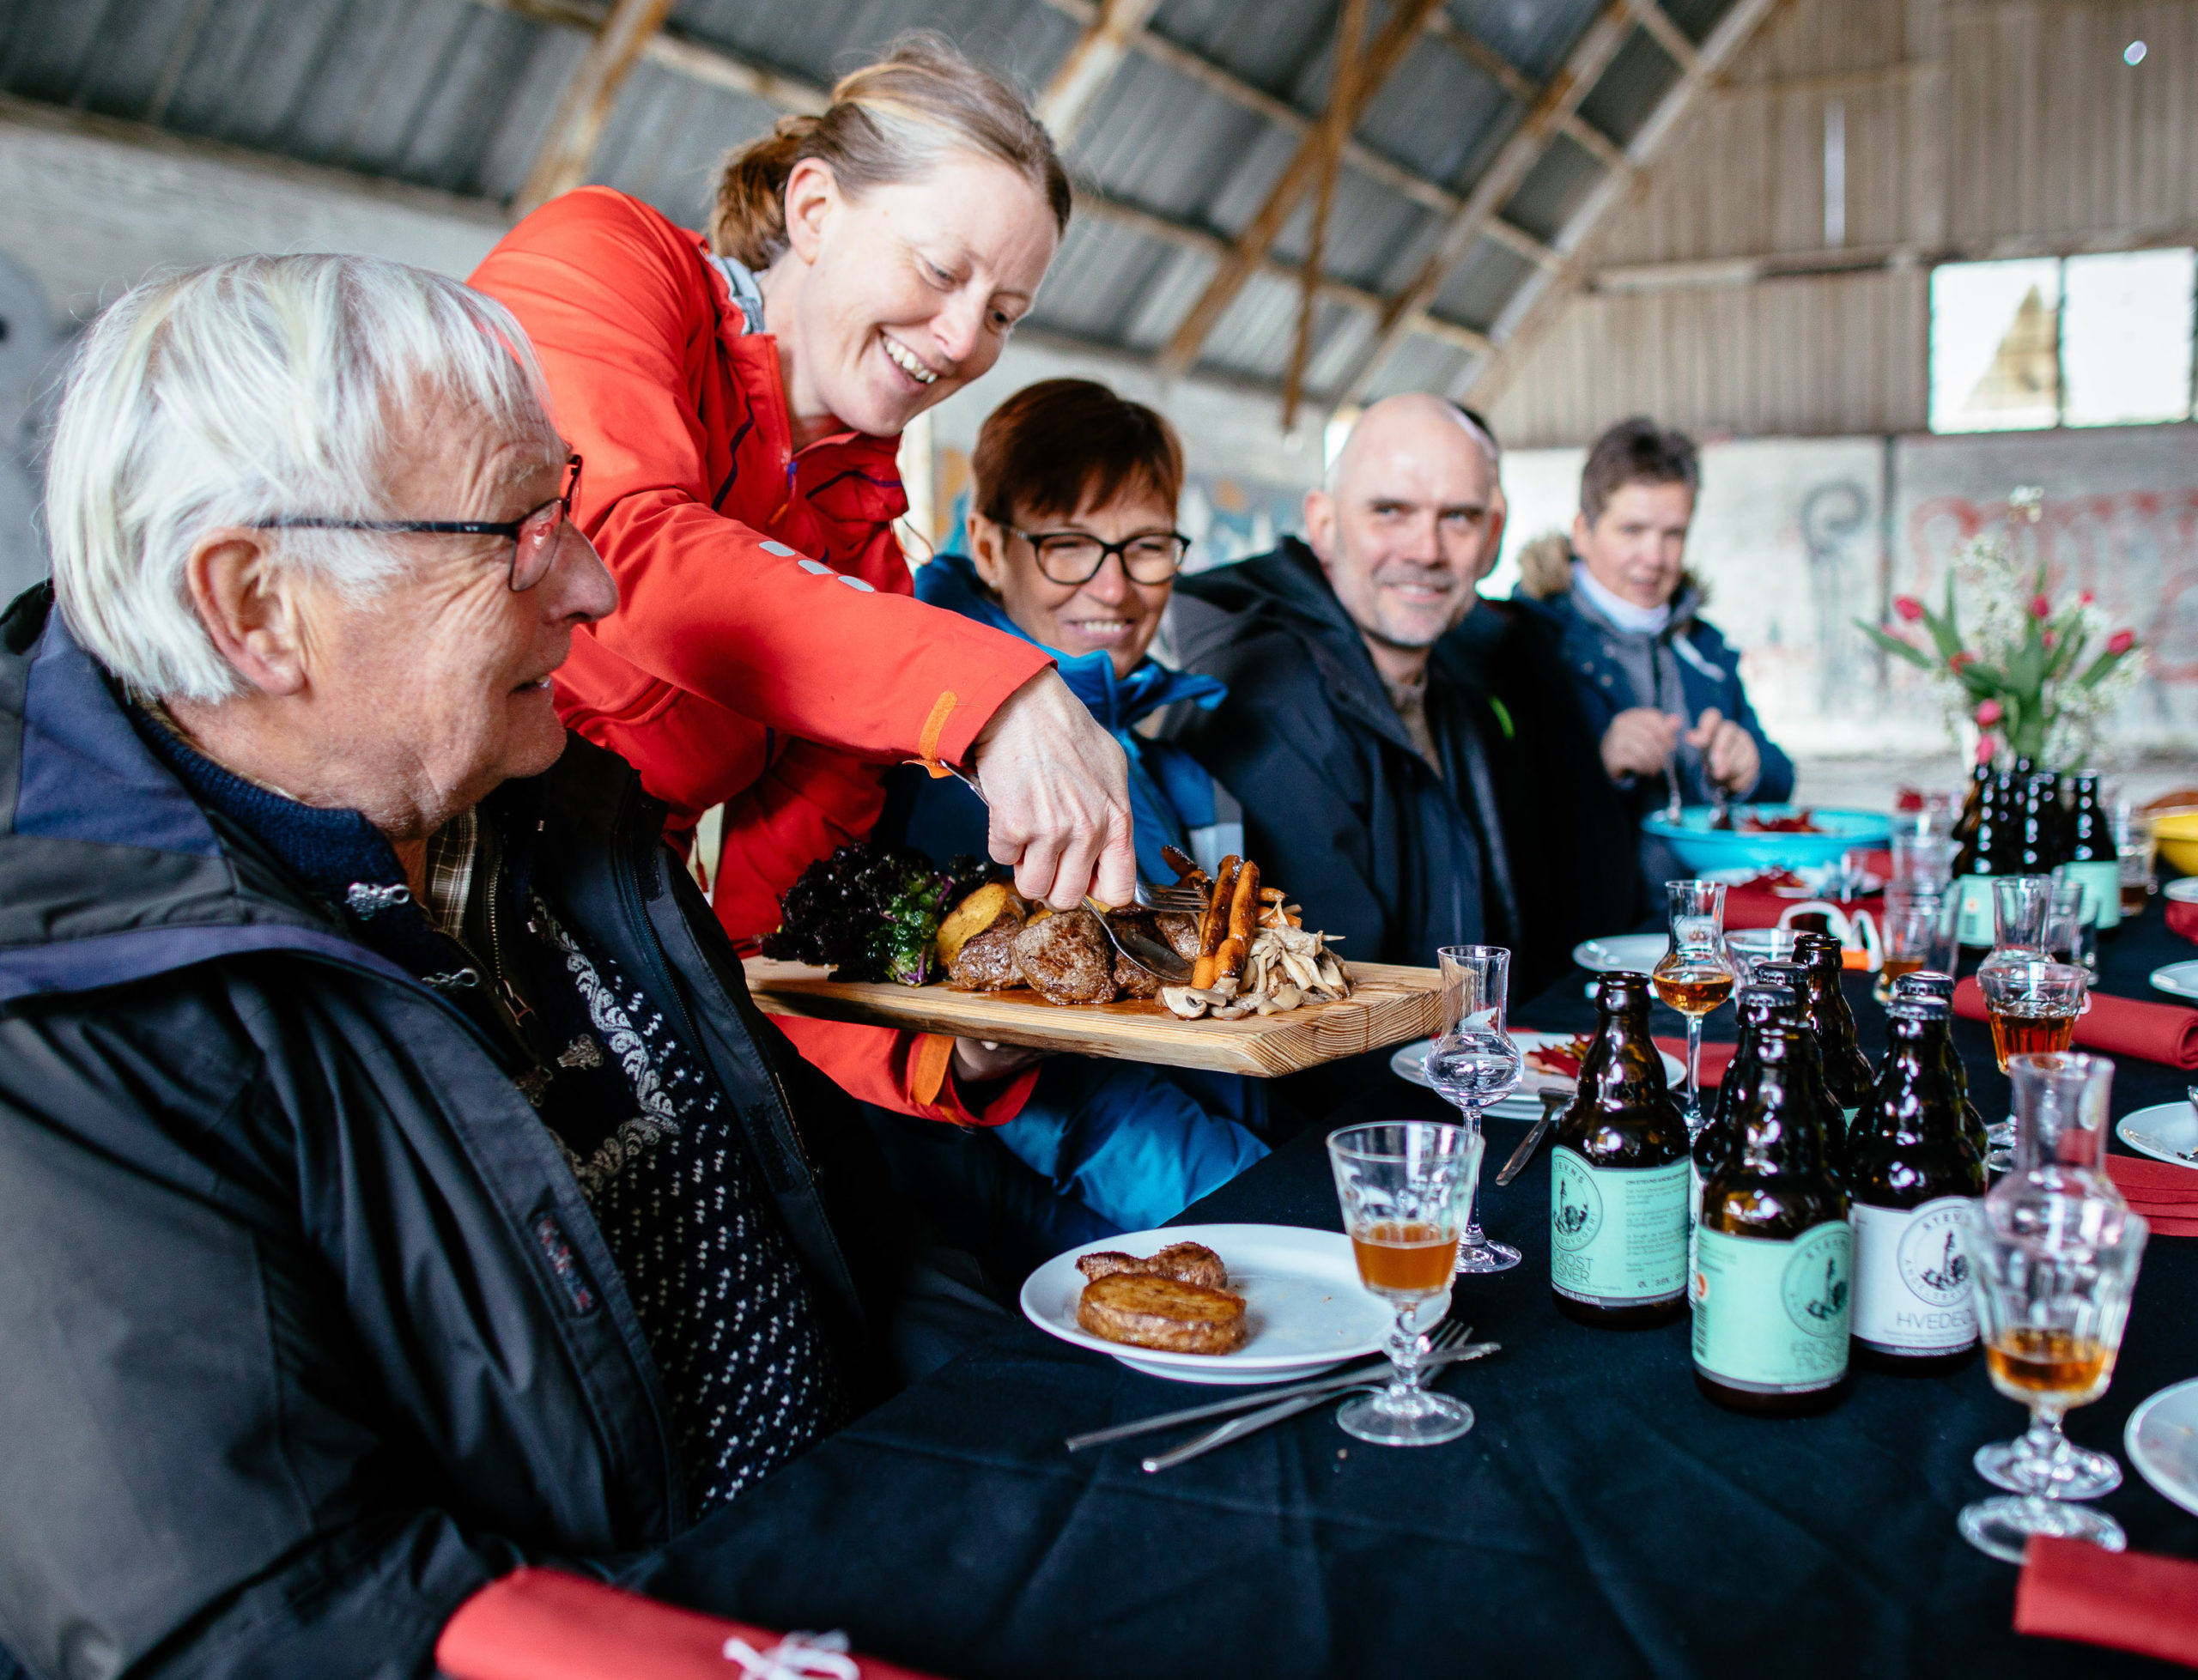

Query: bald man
<box><xmin>1168</xmin><ymin>396</ymin><xmax>1636</xmax><ymax>997</ymax></box>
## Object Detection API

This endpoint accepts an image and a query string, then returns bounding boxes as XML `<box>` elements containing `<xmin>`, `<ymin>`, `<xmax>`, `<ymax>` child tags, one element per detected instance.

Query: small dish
<box><xmin>2127</xmin><ymin>1377</ymin><xmax>2198</xmax><ymax>1519</ymax></box>
<box><xmin>2115</xmin><ymin>1101</ymin><xmax>2198</xmax><ymax>1169</ymax></box>
<box><xmin>1571</xmin><ymin>933</ymin><xmax>1669</xmax><ymax>974</ymax></box>
<box><xmin>2151</xmin><ymin>960</ymin><xmax>2198</xmax><ymax>1003</ymax></box>
<box><xmin>1020</xmin><ymin>1222</ymin><xmax>1417</xmax><ymax>1386</ymax></box>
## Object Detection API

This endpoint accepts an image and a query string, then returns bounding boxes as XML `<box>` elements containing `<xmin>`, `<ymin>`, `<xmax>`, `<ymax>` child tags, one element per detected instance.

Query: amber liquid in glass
<box><xmin>2122</xmin><ymin>881</ymin><xmax>2150</xmax><ymax>917</ymax></box>
<box><xmin>1654</xmin><ymin>966</ymin><xmax>1735</xmax><ymax>1016</ymax></box>
<box><xmin>1873</xmin><ymin>954</ymin><xmax>1927</xmax><ymax>1003</ymax></box>
<box><xmin>1987</xmin><ymin>1006</ymin><xmax>2078</xmax><ymax>1070</ymax></box>
<box><xmin>1351</xmin><ymin>1221</ymin><xmax>1460</xmax><ymax>1298</ymax></box>
<box><xmin>1985</xmin><ymin>1326</ymin><xmax>2113</xmax><ymax>1406</ymax></box>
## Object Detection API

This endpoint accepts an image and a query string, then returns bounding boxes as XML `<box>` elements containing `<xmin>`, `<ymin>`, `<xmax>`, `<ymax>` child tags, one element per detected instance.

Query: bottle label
<box><xmin>1551</xmin><ymin>1147</ymin><xmax>1690</xmax><ymax>1307</ymax></box>
<box><xmin>2061</xmin><ymin>859</ymin><xmax>2122</xmax><ymax>931</ymax></box>
<box><xmin>1691</xmin><ymin>1222</ymin><xmax>1853</xmax><ymax>1392</ymax></box>
<box><xmin>1686</xmin><ymin>1161</ymin><xmax>1703</xmax><ymax>1283</ymax></box>
<box><xmin>1850</xmin><ymin>1196</ymin><xmax>1979</xmax><ymax>1355</ymax></box>
<box><xmin>1839</xmin><ymin>1105</ymin><xmax>1860</xmax><ymax>1137</ymax></box>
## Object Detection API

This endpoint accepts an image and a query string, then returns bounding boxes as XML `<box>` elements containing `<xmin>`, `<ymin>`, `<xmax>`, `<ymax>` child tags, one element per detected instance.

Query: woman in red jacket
<box><xmin>472</xmin><ymin>38</ymin><xmax>1129</xmax><ymax>1125</ymax></box>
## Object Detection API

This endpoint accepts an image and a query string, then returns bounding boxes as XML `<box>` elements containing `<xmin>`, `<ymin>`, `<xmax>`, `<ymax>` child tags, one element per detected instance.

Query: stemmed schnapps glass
<box><xmin>1653</xmin><ymin>880</ymin><xmax>1737</xmax><ymax>1135</ymax></box>
<box><xmin>1956</xmin><ymin>1199</ymin><xmax>2146</xmax><ymax>1562</ymax></box>
<box><xmin>1424</xmin><ymin>944</ymin><xmax>1524</xmax><ymax>1274</ymax></box>
<box><xmin>1327</xmin><ymin>1121</ymin><xmax>1485</xmax><ymax>1446</ymax></box>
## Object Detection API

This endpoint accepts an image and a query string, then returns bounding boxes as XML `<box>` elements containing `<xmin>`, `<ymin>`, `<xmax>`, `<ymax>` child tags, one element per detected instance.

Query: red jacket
<box><xmin>471</xmin><ymin>189</ymin><xmax>1044</xmax><ymax>1125</ymax></box>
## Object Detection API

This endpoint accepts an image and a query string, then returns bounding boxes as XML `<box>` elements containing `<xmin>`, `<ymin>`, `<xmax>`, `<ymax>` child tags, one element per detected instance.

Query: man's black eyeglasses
<box><xmin>252</xmin><ymin>453</ymin><xmax>583</xmax><ymax>593</ymax></box>
<box><xmin>1009</xmin><ymin>525</ymin><xmax>1191</xmax><ymax>586</ymax></box>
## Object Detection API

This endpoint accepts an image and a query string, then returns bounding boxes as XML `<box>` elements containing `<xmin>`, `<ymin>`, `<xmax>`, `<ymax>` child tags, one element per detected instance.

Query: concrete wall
<box><xmin>1491</xmin><ymin>423</ymin><xmax>2198</xmax><ymax>763</ymax></box>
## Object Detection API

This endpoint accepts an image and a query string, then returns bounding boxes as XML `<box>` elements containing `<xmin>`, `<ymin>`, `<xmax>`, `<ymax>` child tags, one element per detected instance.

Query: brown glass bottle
<box><xmin>1794</xmin><ymin>932</ymin><xmax>1873</xmax><ymax>1153</ymax></box>
<box><xmin>1551</xmin><ymin>973</ymin><xmax>1692</xmax><ymax>1330</ymax></box>
<box><xmin>1845</xmin><ymin>998</ymin><xmax>1987</xmax><ymax>1374</ymax></box>
<box><xmin>1891</xmin><ymin>970</ymin><xmax>1989</xmax><ymax>1161</ymax></box>
<box><xmin>1693</xmin><ymin>1022</ymin><xmax>1853</xmax><ymax>1415</ymax></box>
<box><xmin>1949</xmin><ymin>761</ymin><xmax>1990</xmax><ymax>875</ymax></box>
<box><xmin>1690</xmin><ymin>982</ymin><xmax>1800</xmax><ymax>1288</ymax></box>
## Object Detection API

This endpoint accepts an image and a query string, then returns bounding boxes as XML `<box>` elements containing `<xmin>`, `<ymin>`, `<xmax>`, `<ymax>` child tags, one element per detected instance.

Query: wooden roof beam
<box><xmin>1158</xmin><ymin>0</ymin><xmax>1446</xmax><ymax>378</ymax></box>
<box><xmin>511</xmin><ymin>0</ymin><xmax>677</xmax><ymax>216</ymax></box>
<box><xmin>1333</xmin><ymin>0</ymin><xmax>1637</xmax><ymax>403</ymax></box>
<box><xmin>1035</xmin><ymin>0</ymin><xmax>1165</xmax><ymax>144</ymax></box>
<box><xmin>1460</xmin><ymin>0</ymin><xmax>1782</xmax><ymax>409</ymax></box>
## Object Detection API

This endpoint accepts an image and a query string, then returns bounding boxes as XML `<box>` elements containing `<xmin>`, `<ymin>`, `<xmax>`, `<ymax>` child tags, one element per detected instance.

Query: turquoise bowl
<box><xmin>1641</xmin><ymin>805</ymin><xmax>1892</xmax><ymax>875</ymax></box>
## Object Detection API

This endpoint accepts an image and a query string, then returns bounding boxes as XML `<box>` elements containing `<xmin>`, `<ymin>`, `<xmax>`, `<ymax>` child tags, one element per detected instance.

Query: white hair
<box><xmin>45</xmin><ymin>253</ymin><xmax>559</xmax><ymax>701</ymax></box>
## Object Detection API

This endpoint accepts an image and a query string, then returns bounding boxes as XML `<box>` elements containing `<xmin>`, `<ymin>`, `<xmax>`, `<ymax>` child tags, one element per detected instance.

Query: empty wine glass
<box><xmin>1327</xmin><ymin>1120</ymin><xmax>1484</xmax><ymax>1446</ymax></box>
<box><xmin>1979</xmin><ymin>876</ymin><xmax>2055</xmax><ymax>983</ymax></box>
<box><xmin>1653</xmin><ymin>881</ymin><xmax>1737</xmax><ymax>1134</ymax></box>
<box><xmin>1956</xmin><ymin>1200</ymin><xmax>2147</xmax><ymax>1563</ymax></box>
<box><xmin>1424</xmin><ymin>945</ymin><xmax>1523</xmax><ymax>1274</ymax></box>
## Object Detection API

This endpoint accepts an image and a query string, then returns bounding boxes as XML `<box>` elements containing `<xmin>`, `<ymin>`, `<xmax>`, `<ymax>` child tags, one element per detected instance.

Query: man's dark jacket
<box><xmin>1168</xmin><ymin>540</ymin><xmax>1639</xmax><ymax>998</ymax></box>
<box><xmin>0</xmin><ymin>586</ymin><xmax>897</xmax><ymax>1679</ymax></box>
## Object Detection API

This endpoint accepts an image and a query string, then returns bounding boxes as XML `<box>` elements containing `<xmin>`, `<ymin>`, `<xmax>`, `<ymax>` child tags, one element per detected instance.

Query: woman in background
<box><xmin>871</xmin><ymin>379</ymin><xmax>1267</xmax><ymax>1273</ymax></box>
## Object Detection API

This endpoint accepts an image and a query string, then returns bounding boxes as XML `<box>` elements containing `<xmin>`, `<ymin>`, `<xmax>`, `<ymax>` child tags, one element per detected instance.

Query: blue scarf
<box><xmin>914</xmin><ymin>551</ymin><xmax>1227</xmax><ymax>880</ymax></box>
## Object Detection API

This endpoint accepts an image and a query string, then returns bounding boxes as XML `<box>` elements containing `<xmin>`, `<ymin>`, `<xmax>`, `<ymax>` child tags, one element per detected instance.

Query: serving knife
<box><xmin>1497</xmin><ymin>1089</ymin><xmax>1570</xmax><ymax>1187</ymax></box>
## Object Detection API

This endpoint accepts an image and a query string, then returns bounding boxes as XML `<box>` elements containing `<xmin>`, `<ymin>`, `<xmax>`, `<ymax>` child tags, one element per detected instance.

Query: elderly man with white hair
<box><xmin>0</xmin><ymin>254</ymin><xmax>960</xmax><ymax>1677</ymax></box>
<box><xmin>1169</xmin><ymin>393</ymin><xmax>1638</xmax><ymax>1003</ymax></box>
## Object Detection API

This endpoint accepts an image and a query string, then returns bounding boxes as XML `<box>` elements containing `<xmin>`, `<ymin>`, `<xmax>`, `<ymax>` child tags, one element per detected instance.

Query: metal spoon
<box><xmin>1083</xmin><ymin>897</ymin><xmax>1193</xmax><ymax>985</ymax></box>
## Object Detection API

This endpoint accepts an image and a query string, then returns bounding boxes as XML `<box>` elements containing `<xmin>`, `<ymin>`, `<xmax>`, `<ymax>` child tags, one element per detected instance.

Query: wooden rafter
<box><xmin>1035</xmin><ymin>0</ymin><xmax>1163</xmax><ymax>143</ymax></box>
<box><xmin>511</xmin><ymin>0</ymin><xmax>677</xmax><ymax>217</ymax></box>
<box><xmin>1158</xmin><ymin>0</ymin><xmax>1446</xmax><ymax>379</ymax></box>
<box><xmin>1331</xmin><ymin>0</ymin><xmax>1638</xmax><ymax>403</ymax></box>
<box><xmin>1283</xmin><ymin>0</ymin><xmax>1369</xmax><ymax>428</ymax></box>
<box><xmin>1461</xmin><ymin>0</ymin><xmax>1783</xmax><ymax>409</ymax></box>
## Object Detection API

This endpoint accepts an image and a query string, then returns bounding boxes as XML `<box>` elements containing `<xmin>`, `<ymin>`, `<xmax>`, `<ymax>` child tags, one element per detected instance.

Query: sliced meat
<box><xmin>1156</xmin><ymin>912</ymin><xmax>1202</xmax><ymax>962</ymax></box>
<box><xmin>1076</xmin><ymin>1272</ymin><xmax>1248</xmax><ymax>1355</ymax></box>
<box><xmin>1147</xmin><ymin>1240</ymin><xmax>1230</xmax><ymax>1291</ymax></box>
<box><xmin>1076</xmin><ymin>1251</ymin><xmax>1145</xmax><ymax>1282</ymax></box>
<box><xmin>947</xmin><ymin>919</ymin><xmax>1023</xmax><ymax>990</ymax></box>
<box><xmin>1114</xmin><ymin>948</ymin><xmax>1163</xmax><ymax>998</ymax></box>
<box><xmin>1012</xmin><ymin>908</ymin><xmax>1115</xmax><ymax>1005</ymax></box>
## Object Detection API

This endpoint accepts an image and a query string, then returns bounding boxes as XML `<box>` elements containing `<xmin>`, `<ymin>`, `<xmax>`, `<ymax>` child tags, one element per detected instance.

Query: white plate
<box><xmin>2127</xmin><ymin>1377</ymin><xmax>2198</xmax><ymax>1519</ymax></box>
<box><xmin>1389</xmin><ymin>1029</ymin><xmax>1686</xmax><ymax>1117</ymax></box>
<box><xmin>1020</xmin><ymin>1222</ymin><xmax>1418</xmax><ymax>1386</ymax></box>
<box><xmin>2116</xmin><ymin>1101</ymin><xmax>2198</xmax><ymax>1168</ymax></box>
<box><xmin>2152</xmin><ymin>961</ymin><xmax>2198</xmax><ymax>1003</ymax></box>
<box><xmin>1571</xmin><ymin>933</ymin><xmax>1669</xmax><ymax>973</ymax></box>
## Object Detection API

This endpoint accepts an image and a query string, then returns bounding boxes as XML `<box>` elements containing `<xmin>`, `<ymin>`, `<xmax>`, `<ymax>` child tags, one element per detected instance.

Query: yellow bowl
<box><xmin>2153</xmin><ymin>808</ymin><xmax>2198</xmax><ymax>876</ymax></box>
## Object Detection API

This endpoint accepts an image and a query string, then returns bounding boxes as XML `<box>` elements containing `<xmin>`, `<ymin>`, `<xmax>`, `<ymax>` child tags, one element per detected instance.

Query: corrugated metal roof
<box><xmin>0</xmin><ymin>0</ymin><xmax>1701</xmax><ymax>407</ymax></box>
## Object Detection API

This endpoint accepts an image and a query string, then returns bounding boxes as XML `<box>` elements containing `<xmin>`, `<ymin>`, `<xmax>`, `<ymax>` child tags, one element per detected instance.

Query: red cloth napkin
<box><xmin>2106</xmin><ymin>1154</ymin><xmax>2198</xmax><ymax>1239</ymax></box>
<box><xmin>2015</xmin><ymin>1536</ymin><xmax>2198</xmax><ymax>1666</ymax></box>
<box><xmin>1655</xmin><ymin>1035</ymin><xmax>1737</xmax><ymax>1088</ymax></box>
<box><xmin>436</xmin><ymin>1568</ymin><xmax>944</xmax><ymax>1680</ymax></box>
<box><xmin>1952</xmin><ymin>977</ymin><xmax>2198</xmax><ymax>1070</ymax></box>
<box><xmin>2168</xmin><ymin>896</ymin><xmax>2198</xmax><ymax>943</ymax></box>
<box><xmin>1721</xmin><ymin>882</ymin><xmax>1879</xmax><ymax>932</ymax></box>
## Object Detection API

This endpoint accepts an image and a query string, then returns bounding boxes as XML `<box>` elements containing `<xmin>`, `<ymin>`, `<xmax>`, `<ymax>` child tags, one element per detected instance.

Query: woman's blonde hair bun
<box><xmin>709</xmin><ymin>32</ymin><xmax>1072</xmax><ymax>270</ymax></box>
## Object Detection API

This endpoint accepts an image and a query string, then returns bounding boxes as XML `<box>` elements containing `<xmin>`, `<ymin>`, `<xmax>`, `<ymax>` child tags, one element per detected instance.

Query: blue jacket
<box><xmin>877</xmin><ymin>551</ymin><xmax>1239</xmax><ymax>882</ymax></box>
<box><xmin>1514</xmin><ymin>571</ymin><xmax>1794</xmax><ymax>812</ymax></box>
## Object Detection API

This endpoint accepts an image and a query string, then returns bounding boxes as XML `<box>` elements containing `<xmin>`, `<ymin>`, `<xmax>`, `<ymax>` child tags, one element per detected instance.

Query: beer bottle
<box><xmin>1845</xmin><ymin>997</ymin><xmax>1987</xmax><ymax>1374</ymax></box>
<box><xmin>1891</xmin><ymin>970</ymin><xmax>1990</xmax><ymax>1161</ymax></box>
<box><xmin>1693</xmin><ymin>1020</ymin><xmax>1853</xmax><ymax>1414</ymax></box>
<box><xmin>2062</xmin><ymin>771</ymin><xmax>2122</xmax><ymax>936</ymax></box>
<box><xmin>1794</xmin><ymin>932</ymin><xmax>1873</xmax><ymax>1144</ymax></box>
<box><xmin>2018</xmin><ymin>769</ymin><xmax>2063</xmax><ymax>874</ymax></box>
<box><xmin>1550</xmin><ymin>972</ymin><xmax>1691</xmax><ymax>1329</ymax></box>
<box><xmin>1952</xmin><ymin>765</ymin><xmax>2010</xmax><ymax>947</ymax></box>
<box><xmin>1690</xmin><ymin>981</ymin><xmax>1800</xmax><ymax>1283</ymax></box>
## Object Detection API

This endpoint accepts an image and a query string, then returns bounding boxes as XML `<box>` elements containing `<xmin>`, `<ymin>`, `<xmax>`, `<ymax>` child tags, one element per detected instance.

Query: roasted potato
<box><xmin>935</xmin><ymin>880</ymin><xmax>1023</xmax><ymax>966</ymax></box>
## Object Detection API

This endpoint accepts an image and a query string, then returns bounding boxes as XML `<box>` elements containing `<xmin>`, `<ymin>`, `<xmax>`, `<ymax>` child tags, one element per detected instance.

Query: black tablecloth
<box><xmin>644</xmin><ymin>901</ymin><xmax>2198</xmax><ymax>1679</ymax></box>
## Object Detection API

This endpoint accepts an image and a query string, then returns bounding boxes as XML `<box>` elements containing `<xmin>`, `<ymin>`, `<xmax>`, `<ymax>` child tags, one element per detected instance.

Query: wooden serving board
<box><xmin>742</xmin><ymin>958</ymin><xmax>1446</xmax><ymax>1078</ymax></box>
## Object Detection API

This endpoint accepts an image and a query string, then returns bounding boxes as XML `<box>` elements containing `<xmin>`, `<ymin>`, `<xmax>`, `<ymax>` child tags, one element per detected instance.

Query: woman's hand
<box><xmin>969</xmin><ymin>670</ymin><xmax>1138</xmax><ymax>910</ymax></box>
<box><xmin>1685</xmin><ymin>708</ymin><xmax>1761</xmax><ymax>797</ymax></box>
<box><xmin>951</xmin><ymin>1037</ymin><xmax>1047</xmax><ymax>1085</ymax></box>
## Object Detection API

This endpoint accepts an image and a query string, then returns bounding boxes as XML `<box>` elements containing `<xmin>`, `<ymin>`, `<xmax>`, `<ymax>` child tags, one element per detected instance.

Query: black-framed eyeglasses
<box><xmin>1010</xmin><ymin>525</ymin><xmax>1190</xmax><ymax>586</ymax></box>
<box><xmin>252</xmin><ymin>453</ymin><xmax>583</xmax><ymax>593</ymax></box>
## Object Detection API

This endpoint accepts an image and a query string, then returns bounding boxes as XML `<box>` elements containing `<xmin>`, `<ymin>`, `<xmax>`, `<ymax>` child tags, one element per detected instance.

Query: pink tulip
<box><xmin>1975</xmin><ymin>737</ymin><xmax>1996</xmax><ymax>764</ymax></box>
<box><xmin>1893</xmin><ymin>596</ymin><xmax>1925</xmax><ymax>622</ymax></box>
<box><xmin>2029</xmin><ymin>595</ymin><xmax>2052</xmax><ymax>620</ymax></box>
<box><xmin>2107</xmin><ymin>629</ymin><xmax>2135</xmax><ymax>655</ymax></box>
<box><xmin>1950</xmin><ymin>652</ymin><xmax>1976</xmax><ymax>673</ymax></box>
<box><xmin>2043</xmin><ymin>629</ymin><xmax>2059</xmax><ymax>650</ymax></box>
<box><xmin>1976</xmin><ymin>700</ymin><xmax>2005</xmax><ymax>726</ymax></box>
<box><xmin>2080</xmin><ymin>591</ymin><xmax>2096</xmax><ymax>608</ymax></box>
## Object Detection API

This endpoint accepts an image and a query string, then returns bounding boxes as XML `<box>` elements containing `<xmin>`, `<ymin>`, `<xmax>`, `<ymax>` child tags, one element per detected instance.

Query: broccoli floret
<box><xmin>760</xmin><ymin>845</ymin><xmax>994</xmax><ymax>986</ymax></box>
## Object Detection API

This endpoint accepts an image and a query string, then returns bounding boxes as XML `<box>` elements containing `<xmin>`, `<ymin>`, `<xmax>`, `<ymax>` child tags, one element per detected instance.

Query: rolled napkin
<box><xmin>437</xmin><ymin>1568</ymin><xmax>942</xmax><ymax>1680</ymax></box>
<box><xmin>1654</xmin><ymin>1035</ymin><xmax>1737</xmax><ymax>1088</ymax></box>
<box><xmin>2105</xmin><ymin>1154</ymin><xmax>2198</xmax><ymax>1239</ymax></box>
<box><xmin>1952</xmin><ymin>977</ymin><xmax>2198</xmax><ymax>1070</ymax></box>
<box><xmin>2015</xmin><ymin>1535</ymin><xmax>2198</xmax><ymax>1667</ymax></box>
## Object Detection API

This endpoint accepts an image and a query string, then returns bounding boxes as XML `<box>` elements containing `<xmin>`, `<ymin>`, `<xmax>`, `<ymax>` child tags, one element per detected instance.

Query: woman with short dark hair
<box><xmin>872</xmin><ymin>379</ymin><xmax>1266</xmax><ymax>1269</ymax></box>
